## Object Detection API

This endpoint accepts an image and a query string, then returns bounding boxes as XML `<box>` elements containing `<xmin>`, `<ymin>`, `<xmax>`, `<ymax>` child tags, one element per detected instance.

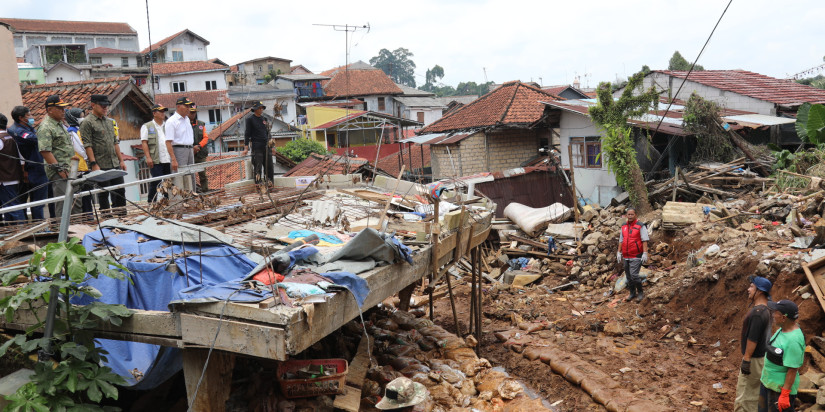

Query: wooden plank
<box><xmin>183</xmin><ymin>348</ymin><xmax>235</xmax><ymax>412</ymax></box>
<box><xmin>284</xmin><ymin>249</ymin><xmax>432</xmax><ymax>356</ymax></box>
<box><xmin>333</xmin><ymin>335</ymin><xmax>373</xmax><ymax>411</ymax></box>
<box><xmin>803</xmin><ymin>257</ymin><xmax>825</xmax><ymax>315</ymax></box>
<box><xmin>179</xmin><ymin>313</ymin><xmax>287</xmax><ymax>360</ymax></box>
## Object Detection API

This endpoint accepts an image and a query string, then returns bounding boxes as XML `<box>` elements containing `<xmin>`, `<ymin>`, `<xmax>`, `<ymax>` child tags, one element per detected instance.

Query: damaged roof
<box><xmin>420</xmin><ymin>81</ymin><xmax>561</xmax><ymax>134</ymax></box>
<box><xmin>284</xmin><ymin>153</ymin><xmax>372</xmax><ymax>177</ymax></box>
<box><xmin>22</xmin><ymin>77</ymin><xmax>152</xmax><ymax>125</ymax></box>
<box><xmin>655</xmin><ymin>70</ymin><xmax>825</xmax><ymax>107</ymax></box>
<box><xmin>377</xmin><ymin>144</ymin><xmax>431</xmax><ymax>176</ymax></box>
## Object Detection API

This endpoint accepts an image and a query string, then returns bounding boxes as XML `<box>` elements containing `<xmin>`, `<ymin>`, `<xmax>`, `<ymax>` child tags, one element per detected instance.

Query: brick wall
<box><xmin>486</xmin><ymin>130</ymin><xmax>539</xmax><ymax>172</ymax></box>
<box><xmin>430</xmin><ymin>145</ymin><xmax>454</xmax><ymax>179</ymax></box>
<box><xmin>456</xmin><ymin>132</ymin><xmax>487</xmax><ymax>176</ymax></box>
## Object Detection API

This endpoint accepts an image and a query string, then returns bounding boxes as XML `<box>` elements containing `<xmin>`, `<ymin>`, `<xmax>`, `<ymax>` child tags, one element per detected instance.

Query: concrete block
<box><xmin>0</xmin><ymin>369</ymin><xmax>34</xmax><ymax>409</ymax></box>
<box><xmin>442</xmin><ymin>209</ymin><xmax>464</xmax><ymax>231</ymax></box>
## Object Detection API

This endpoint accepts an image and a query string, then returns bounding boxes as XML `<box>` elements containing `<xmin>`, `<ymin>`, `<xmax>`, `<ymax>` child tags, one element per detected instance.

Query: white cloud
<box><xmin>4</xmin><ymin>0</ymin><xmax>824</xmax><ymax>87</ymax></box>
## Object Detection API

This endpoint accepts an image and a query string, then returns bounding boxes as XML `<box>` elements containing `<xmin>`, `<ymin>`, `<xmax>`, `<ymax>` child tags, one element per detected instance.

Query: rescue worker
<box><xmin>241</xmin><ymin>102</ymin><xmax>272</xmax><ymax>183</ymax></box>
<box><xmin>165</xmin><ymin>97</ymin><xmax>195</xmax><ymax>191</ymax></box>
<box><xmin>37</xmin><ymin>95</ymin><xmax>80</xmax><ymax>216</ymax></box>
<box><xmin>140</xmin><ymin>104</ymin><xmax>171</xmax><ymax>202</ymax></box>
<box><xmin>189</xmin><ymin>104</ymin><xmax>210</xmax><ymax>192</ymax></box>
<box><xmin>79</xmin><ymin>94</ymin><xmax>127</xmax><ymax>216</ymax></box>
<box><xmin>617</xmin><ymin>207</ymin><xmax>649</xmax><ymax>302</ymax></box>
<box><xmin>8</xmin><ymin>105</ymin><xmax>48</xmax><ymax>221</ymax></box>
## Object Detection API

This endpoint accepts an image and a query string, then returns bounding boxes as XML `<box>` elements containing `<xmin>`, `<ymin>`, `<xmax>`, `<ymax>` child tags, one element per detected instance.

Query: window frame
<box><xmin>416</xmin><ymin>111</ymin><xmax>425</xmax><ymax>123</ymax></box>
<box><xmin>377</xmin><ymin>97</ymin><xmax>386</xmax><ymax>111</ymax></box>
<box><xmin>120</xmin><ymin>57</ymin><xmax>129</xmax><ymax>67</ymax></box>
<box><xmin>171</xmin><ymin>49</ymin><xmax>183</xmax><ymax>62</ymax></box>
<box><xmin>208</xmin><ymin>109</ymin><xmax>222</xmax><ymax>124</ymax></box>
<box><xmin>171</xmin><ymin>81</ymin><xmax>186</xmax><ymax>93</ymax></box>
<box><xmin>205</xmin><ymin>80</ymin><xmax>217</xmax><ymax>90</ymax></box>
<box><xmin>569</xmin><ymin>136</ymin><xmax>602</xmax><ymax>169</ymax></box>
<box><xmin>90</xmin><ymin>56</ymin><xmax>102</xmax><ymax>65</ymax></box>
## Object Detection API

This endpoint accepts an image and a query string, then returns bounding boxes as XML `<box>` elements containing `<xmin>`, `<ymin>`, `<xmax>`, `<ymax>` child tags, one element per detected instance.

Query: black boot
<box><xmin>635</xmin><ymin>284</ymin><xmax>645</xmax><ymax>302</ymax></box>
<box><xmin>626</xmin><ymin>283</ymin><xmax>637</xmax><ymax>301</ymax></box>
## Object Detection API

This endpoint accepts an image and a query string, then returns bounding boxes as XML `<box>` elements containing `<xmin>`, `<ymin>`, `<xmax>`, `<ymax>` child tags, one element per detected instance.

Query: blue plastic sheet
<box><xmin>287</xmin><ymin>230</ymin><xmax>343</xmax><ymax>245</ymax></box>
<box><xmin>320</xmin><ymin>272</ymin><xmax>370</xmax><ymax>307</ymax></box>
<box><xmin>73</xmin><ymin>228</ymin><xmax>257</xmax><ymax>389</ymax></box>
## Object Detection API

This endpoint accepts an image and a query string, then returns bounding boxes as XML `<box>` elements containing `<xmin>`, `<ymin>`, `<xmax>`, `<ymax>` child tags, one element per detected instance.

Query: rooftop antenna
<box><xmin>313</xmin><ymin>23</ymin><xmax>370</xmax><ymax>156</ymax></box>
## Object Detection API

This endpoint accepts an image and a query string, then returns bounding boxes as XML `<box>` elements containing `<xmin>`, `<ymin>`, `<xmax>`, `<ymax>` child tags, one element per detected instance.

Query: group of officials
<box><xmin>0</xmin><ymin>92</ymin><xmax>269</xmax><ymax>224</ymax></box>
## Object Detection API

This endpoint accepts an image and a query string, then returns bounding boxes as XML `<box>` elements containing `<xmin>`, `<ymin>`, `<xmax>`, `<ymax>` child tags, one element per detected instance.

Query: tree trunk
<box><xmin>620</xmin><ymin>131</ymin><xmax>652</xmax><ymax>215</ymax></box>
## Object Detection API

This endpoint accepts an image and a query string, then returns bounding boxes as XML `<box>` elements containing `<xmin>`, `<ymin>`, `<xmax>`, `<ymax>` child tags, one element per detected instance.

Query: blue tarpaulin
<box><xmin>74</xmin><ymin>228</ymin><xmax>257</xmax><ymax>389</ymax></box>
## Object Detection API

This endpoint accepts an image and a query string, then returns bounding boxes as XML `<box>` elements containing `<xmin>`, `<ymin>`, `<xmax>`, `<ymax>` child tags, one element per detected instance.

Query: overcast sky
<box><xmin>5</xmin><ymin>0</ymin><xmax>824</xmax><ymax>89</ymax></box>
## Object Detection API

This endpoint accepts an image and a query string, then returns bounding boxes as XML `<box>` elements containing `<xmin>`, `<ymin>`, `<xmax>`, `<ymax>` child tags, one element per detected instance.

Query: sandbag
<box><xmin>503</xmin><ymin>202</ymin><xmax>571</xmax><ymax>237</ymax></box>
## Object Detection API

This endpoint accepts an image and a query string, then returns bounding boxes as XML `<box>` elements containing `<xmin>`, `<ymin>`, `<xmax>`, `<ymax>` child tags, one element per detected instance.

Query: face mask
<box><xmin>27</xmin><ymin>118</ymin><xmax>35</xmax><ymax>127</ymax></box>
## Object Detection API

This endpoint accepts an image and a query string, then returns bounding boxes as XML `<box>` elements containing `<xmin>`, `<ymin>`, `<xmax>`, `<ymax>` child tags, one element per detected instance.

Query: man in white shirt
<box><xmin>140</xmin><ymin>104</ymin><xmax>171</xmax><ymax>202</ymax></box>
<box><xmin>164</xmin><ymin>97</ymin><xmax>195</xmax><ymax>192</ymax></box>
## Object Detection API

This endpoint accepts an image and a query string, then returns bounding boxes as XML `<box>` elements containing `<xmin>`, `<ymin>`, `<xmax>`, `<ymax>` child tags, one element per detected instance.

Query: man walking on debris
<box><xmin>242</xmin><ymin>102</ymin><xmax>272</xmax><ymax>183</ymax></box>
<box><xmin>735</xmin><ymin>275</ymin><xmax>772</xmax><ymax>412</ymax></box>
<box><xmin>617</xmin><ymin>207</ymin><xmax>648</xmax><ymax>302</ymax></box>
<box><xmin>189</xmin><ymin>104</ymin><xmax>210</xmax><ymax>192</ymax></box>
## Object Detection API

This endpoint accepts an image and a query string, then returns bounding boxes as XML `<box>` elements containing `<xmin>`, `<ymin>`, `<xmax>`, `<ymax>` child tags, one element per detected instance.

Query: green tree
<box><xmin>277</xmin><ymin>138</ymin><xmax>330</xmax><ymax>163</ymax></box>
<box><xmin>422</xmin><ymin>65</ymin><xmax>445</xmax><ymax>92</ymax></box>
<box><xmin>0</xmin><ymin>238</ymin><xmax>132</xmax><ymax>411</ymax></box>
<box><xmin>455</xmin><ymin>81</ymin><xmax>495</xmax><ymax>96</ymax></box>
<box><xmin>668</xmin><ymin>51</ymin><xmax>704</xmax><ymax>71</ymax></box>
<box><xmin>588</xmin><ymin>72</ymin><xmax>660</xmax><ymax>214</ymax></box>
<box><xmin>369</xmin><ymin>48</ymin><xmax>417</xmax><ymax>87</ymax></box>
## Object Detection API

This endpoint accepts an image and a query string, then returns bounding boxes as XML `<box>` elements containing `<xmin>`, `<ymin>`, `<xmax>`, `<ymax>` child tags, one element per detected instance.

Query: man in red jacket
<box><xmin>617</xmin><ymin>207</ymin><xmax>649</xmax><ymax>302</ymax></box>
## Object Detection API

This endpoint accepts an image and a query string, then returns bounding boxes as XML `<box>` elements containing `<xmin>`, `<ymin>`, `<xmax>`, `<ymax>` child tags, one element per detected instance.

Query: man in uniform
<box><xmin>617</xmin><ymin>207</ymin><xmax>649</xmax><ymax>302</ymax></box>
<box><xmin>8</xmin><ymin>105</ymin><xmax>49</xmax><ymax>221</ymax></box>
<box><xmin>79</xmin><ymin>94</ymin><xmax>127</xmax><ymax>215</ymax></box>
<box><xmin>37</xmin><ymin>95</ymin><xmax>80</xmax><ymax>216</ymax></box>
<box><xmin>189</xmin><ymin>104</ymin><xmax>211</xmax><ymax>192</ymax></box>
<box><xmin>242</xmin><ymin>102</ymin><xmax>272</xmax><ymax>183</ymax></box>
<box><xmin>140</xmin><ymin>104</ymin><xmax>171</xmax><ymax>202</ymax></box>
<box><xmin>165</xmin><ymin>97</ymin><xmax>195</xmax><ymax>191</ymax></box>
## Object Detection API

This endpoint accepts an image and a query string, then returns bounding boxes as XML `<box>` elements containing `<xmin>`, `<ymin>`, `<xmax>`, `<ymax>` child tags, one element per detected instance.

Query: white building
<box><xmin>153</xmin><ymin>61</ymin><xmax>232</xmax><ymax>131</ymax></box>
<box><xmin>44</xmin><ymin>61</ymin><xmax>88</xmax><ymax>84</ymax></box>
<box><xmin>139</xmin><ymin>29</ymin><xmax>209</xmax><ymax>65</ymax></box>
<box><xmin>0</xmin><ymin>18</ymin><xmax>139</xmax><ymax>58</ymax></box>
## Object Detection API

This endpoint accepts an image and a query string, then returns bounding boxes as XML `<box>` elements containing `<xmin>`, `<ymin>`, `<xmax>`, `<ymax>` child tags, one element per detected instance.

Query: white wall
<box><xmin>161</xmin><ymin>35</ymin><xmax>208</xmax><ymax>62</ymax></box>
<box><xmin>155</xmin><ymin>70</ymin><xmax>226</xmax><ymax>94</ymax></box>
<box><xmin>96</xmin><ymin>54</ymin><xmax>138</xmax><ymax>68</ymax></box>
<box><xmin>401</xmin><ymin>107</ymin><xmax>442</xmax><ymax>126</ymax></box>
<box><xmin>46</xmin><ymin>65</ymin><xmax>84</xmax><ymax>83</ymax></box>
<box><xmin>14</xmin><ymin>33</ymin><xmax>139</xmax><ymax>57</ymax></box>
<box><xmin>558</xmin><ymin>112</ymin><xmax>621</xmax><ymax>206</ymax></box>
<box><xmin>363</xmin><ymin>95</ymin><xmax>398</xmax><ymax>116</ymax></box>
<box><xmin>640</xmin><ymin>72</ymin><xmax>776</xmax><ymax>115</ymax></box>
<box><xmin>120</xmin><ymin>140</ymin><xmax>142</xmax><ymax>202</ymax></box>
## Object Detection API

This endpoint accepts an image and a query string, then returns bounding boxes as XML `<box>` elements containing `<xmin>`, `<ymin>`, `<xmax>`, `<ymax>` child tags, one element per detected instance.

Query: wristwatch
<box><xmin>88</xmin><ymin>161</ymin><xmax>97</xmax><ymax>167</ymax></box>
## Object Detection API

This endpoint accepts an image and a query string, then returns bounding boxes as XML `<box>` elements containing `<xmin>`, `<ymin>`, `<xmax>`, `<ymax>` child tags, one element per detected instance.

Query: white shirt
<box><xmin>140</xmin><ymin>120</ymin><xmax>170</xmax><ymax>163</ymax></box>
<box><xmin>164</xmin><ymin>112</ymin><xmax>193</xmax><ymax>146</ymax></box>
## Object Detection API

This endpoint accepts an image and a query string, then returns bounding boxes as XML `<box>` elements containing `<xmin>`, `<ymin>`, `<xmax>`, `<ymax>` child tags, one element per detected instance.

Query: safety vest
<box><xmin>620</xmin><ymin>220</ymin><xmax>644</xmax><ymax>258</ymax></box>
<box><xmin>192</xmin><ymin>120</ymin><xmax>209</xmax><ymax>160</ymax></box>
<box><xmin>143</xmin><ymin>120</ymin><xmax>161</xmax><ymax>164</ymax></box>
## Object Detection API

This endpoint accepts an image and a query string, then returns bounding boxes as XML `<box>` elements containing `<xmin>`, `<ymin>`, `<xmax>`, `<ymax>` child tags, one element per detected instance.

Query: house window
<box><xmin>56</xmin><ymin>77</ymin><xmax>64</xmax><ymax>83</ymax></box>
<box><xmin>205</xmin><ymin>80</ymin><xmax>217</xmax><ymax>90</ymax></box>
<box><xmin>377</xmin><ymin>97</ymin><xmax>385</xmax><ymax>111</ymax></box>
<box><xmin>258</xmin><ymin>65</ymin><xmax>262</xmax><ymax>73</ymax></box>
<box><xmin>171</xmin><ymin>81</ymin><xmax>186</xmax><ymax>93</ymax></box>
<box><xmin>267</xmin><ymin>64</ymin><xmax>273</xmax><ymax>72</ymax></box>
<box><xmin>570</xmin><ymin>136</ymin><xmax>602</xmax><ymax>168</ymax></box>
<box><xmin>172</xmin><ymin>50</ymin><xmax>183</xmax><ymax>62</ymax></box>
<box><xmin>208</xmin><ymin>109</ymin><xmax>222</xmax><ymax>124</ymax></box>
<box><xmin>90</xmin><ymin>57</ymin><xmax>102</xmax><ymax>65</ymax></box>
<box><xmin>416</xmin><ymin>112</ymin><xmax>425</xmax><ymax>123</ymax></box>
<box><xmin>121</xmin><ymin>57</ymin><xmax>129</xmax><ymax>67</ymax></box>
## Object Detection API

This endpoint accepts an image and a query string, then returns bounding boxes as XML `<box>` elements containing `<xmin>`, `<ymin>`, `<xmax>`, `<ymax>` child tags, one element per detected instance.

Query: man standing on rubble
<box><xmin>79</xmin><ymin>94</ymin><xmax>126</xmax><ymax>215</ymax></box>
<box><xmin>38</xmin><ymin>95</ymin><xmax>80</xmax><ymax>216</ymax></box>
<box><xmin>617</xmin><ymin>207</ymin><xmax>648</xmax><ymax>302</ymax></box>
<box><xmin>140</xmin><ymin>104</ymin><xmax>170</xmax><ymax>202</ymax></box>
<box><xmin>241</xmin><ymin>102</ymin><xmax>272</xmax><ymax>183</ymax></box>
<box><xmin>9</xmin><ymin>105</ymin><xmax>48</xmax><ymax>220</ymax></box>
<box><xmin>165</xmin><ymin>97</ymin><xmax>195</xmax><ymax>191</ymax></box>
<box><xmin>735</xmin><ymin>275</ymin><xmax>772</xmax><ymax>412</ymax></box>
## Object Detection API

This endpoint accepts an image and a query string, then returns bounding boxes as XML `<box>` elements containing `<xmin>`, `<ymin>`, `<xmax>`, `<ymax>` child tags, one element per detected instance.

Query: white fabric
<box><xmin>69</xmin><ymin>130</ymin><xmax>88</xmax><ymax>160</ymax></box>
<box><xmin>140</xmin><ymin>120</ymin><xmax>170</xmax><ymax>163</ymax></box>
<box><xmin>504</xmin><ymin>202</ymin><xmax>572</xmax><ymax>237</ymax></box>
<box><xmin>164</xmin><ymin>112</ymin><xmax>193</xmax><ymax>146</ymax></box>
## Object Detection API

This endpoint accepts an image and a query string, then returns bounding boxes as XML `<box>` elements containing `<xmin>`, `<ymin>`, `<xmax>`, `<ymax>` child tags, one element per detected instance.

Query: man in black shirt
<box><xmin>735</xmin><ymin>275</ymin><xmax>772</xmax><ymax>412</ymax></box>
<box><xmin>242</xmin><ymin>102</ymin><xmax>272</xmax><ymax>183</ymax></box>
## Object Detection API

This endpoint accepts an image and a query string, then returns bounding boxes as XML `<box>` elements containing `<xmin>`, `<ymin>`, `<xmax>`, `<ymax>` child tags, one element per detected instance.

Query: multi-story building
<box><xmin>152</xmin><ymin>61</ymin><xmax>232</xmax><ymax>131</ymax></box>
<box><xmin>229</xmin><ymin>56</ymin><xmax>292</xmax><ymax>86</ymax></box>
<box><xmin>139</xmin><ymin>29</ymin><xmax>209</xmax><ymax>65</ymax></box>
<box><xmin>0</xmin><ymin>18</ymin><xmax>139</xmax><ymax>58</ymax></box>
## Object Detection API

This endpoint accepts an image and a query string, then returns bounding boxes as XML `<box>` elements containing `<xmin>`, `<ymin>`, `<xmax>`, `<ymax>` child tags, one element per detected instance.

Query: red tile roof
<box><xmin>88</xmin><ymin>47</ymin><xmax>138</xmax><ymax>55</ymax></box>
<box><xmin>204</xmin><ymin>153</ymin><xmax>246</xmax><ymax>190</ymax></box>
<box><xmin>323</xmin><ymin>69</ymin><xmax>403</xmax><ymax>97</ymax></box>
<box><xmin>154</xmin><ymin>90</ymin><xmax>230</xmax><ymax>109</ymax></box>
<box><xmin>0</xmin><ymin>18</ymin><xmax>135</xmax><ymax>35</ymax></box>
<box><xmin>140</xmin><ymin>29</ymin><xmax>210</xmax><ymax>55</ymax></box>
<box><xmin>655</xmin><ymin>70</ymin><xmax>825</xmax><ymax>106</ymax></box>
<box><xmin>151</xmin><ymin>61</ymin><xmax>228</xmax><ymax>75</ymax></box>
<box><xmin>290</xmin><ymin>65</ymin><xmax>312</xmax><ymax>74</ymax></box>
<box><xmin>21</xmin><ymin>77</ymin><xmax>132</xmax><ymax>122</ymax></box>
<box><xmin>210</xmin><ymin>110</ymin><xmax>248</xmax><ymax>138</ymax></box>
<box><xmin>377</xmin><ymin>145</ymin><xmax>430</xmax><ymax>176</ymax></box>
<box><xmin>420</xmin><ymin>81</ymin><xmax>561</xmax><ymax>134</ymax></box>
<box><xmin>284</xmin><ymin>153</ymin><xmax>370</xmax><ymax>177</ymax></box>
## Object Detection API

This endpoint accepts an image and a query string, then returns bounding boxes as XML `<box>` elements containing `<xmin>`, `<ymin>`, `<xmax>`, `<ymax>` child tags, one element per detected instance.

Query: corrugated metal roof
<box><xmin>655</xmin><ymin>70</ymin><xmax>825</xmax><ymax>106</ymax></box>
<box><xmin>393</xmin><ymin>96</ymin><xmax>447</xmax><ymax>108</ymax></box>
<box><xmin>721</xmin><ymin>114</ymin><xmax>796</xmax><ymax>127</ymax></box>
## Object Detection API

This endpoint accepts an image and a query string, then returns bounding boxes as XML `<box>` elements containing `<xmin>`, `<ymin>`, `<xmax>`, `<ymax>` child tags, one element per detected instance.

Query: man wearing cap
<box><xmin>760</xmin><ymin>299</ymin><xmax>805</xmax><ymax>412</ymax></box>
<box><xmin>140</xmin><ymin>104</ymin><xmax>171</xmax><ymax>202</ymax></box>
<box><xmin>188</xmin><ymin>105</ymin><xmax>211</xmax><ymax>192</ymax></box>
<box><xmin>38</xmin><ymin>95</ymin><xmax>80</xmax><ymax>216</ymax></box>
<box><xmin>375</xmin><ymin>377</ymin><xmax>428</xmax><ymax>410</ymax></box>
<box><xmin>0</xmin><ymin>114</ymin><xmax>26</xmax><ymax>224</ymax></box>
<box><xmin>242</xmin><ymin>102</ymin><xmax>272</xmax><ymax>183</ymax></box>
<box><xmin>617</xmin><ymin>207</ymin><xmax>649</xmax><ymax>302</ymax></box>
<box><xmin>8</xmin><ymin>105</ymin><xmax>49</xmax><ymax>221</ymax></box>
<box><xmin>79</xmin><ymin>94</ymin><xmax>126</xmax><ymax>215</ymax></box>
<box><xmin>735</xmin><ymin>275</ymin><xmax>772</xmax><ymax>412</ymax></box>
<box><xmin>165</xmin><ymin>97</ymin><xmax>195</xmax><ymax>191</ymax></box>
